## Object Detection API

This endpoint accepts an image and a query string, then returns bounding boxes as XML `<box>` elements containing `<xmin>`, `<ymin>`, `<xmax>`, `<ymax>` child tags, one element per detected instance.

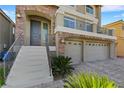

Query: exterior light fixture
<box><xmin>17</xmin><ymin>13</ymin><xmax>21</xmax><ymax>18</ymax></box>
<box><xmin>60</xmin><ymin>38</ymin><xmax>65</xmax><ymax>43</ymax></box>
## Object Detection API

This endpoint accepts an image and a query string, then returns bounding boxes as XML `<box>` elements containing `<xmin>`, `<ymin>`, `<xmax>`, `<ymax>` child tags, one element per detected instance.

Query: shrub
<box><xmin>64</xmin><ymin>72</ymin><xmax>117</xmax><ymax>88</ymax></box>
<box><xmin>52</xmin><ymin>56</ymin><xmax>74</xmax><ymax>78</ymax></box>
<box><xmin>0</xmin><ymin>68</ymin><xmax>5</xmax><ymax>87</ymax></box>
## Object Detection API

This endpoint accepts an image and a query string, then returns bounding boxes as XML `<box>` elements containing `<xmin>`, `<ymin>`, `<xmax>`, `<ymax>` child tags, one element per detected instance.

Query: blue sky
<box><xmin>102</xmin><ymin>5</ymin><xmax>124</xmax><ymax>25</ymax></box>
<box><xmin>0</xmin><ymin>5</ymin><xmax>124</xmax><ymax>25</ymax></box>
<box><xmin>0</xmin><ymin>5</ymin><xmax>15</xmax><ymax>22</ymax></box>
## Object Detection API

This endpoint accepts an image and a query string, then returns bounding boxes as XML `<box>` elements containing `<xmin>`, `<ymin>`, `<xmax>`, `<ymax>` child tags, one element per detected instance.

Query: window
<box><xmin>76</xmin><ymin>20</ymin><xmax>85</xmax><ymax>30</ymax></box>
<box><xmin>108</xmin><ymin>29</ymin><xmax>114</xmax><ymax>36</ymax></box>
<box><xmin>86</xmin><ymin>22</ymin><xmax>93</xmax><ymax>32</ymax></box>
<box><xmin>64</xmin><ymin>16</ymin><xmax>75</xmax><ymax>28</ymax></box>
<box><xmin>43</xmin><ymin>23</ymin><xmax>48</xmax><ymax>30</ymax></box>
<box><xmin>86</xmin><ymin>5</ymin><xmax>94</xmax><ymax>14</ymax></box>
<box><xmin>122</xmin><ymin>25</ymin><xmax>124</xmax><ymax>30</ymax></box>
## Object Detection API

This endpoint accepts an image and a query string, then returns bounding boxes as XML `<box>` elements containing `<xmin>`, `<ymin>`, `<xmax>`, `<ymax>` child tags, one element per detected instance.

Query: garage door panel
<box><xmin>65</xmin><ymin>41</ymin><xmax>82</xmax><ymax>65</ymax></box>
<box><xmin>84</xmin><ymin>42</ymin><xmax>109</xmax><ymax>62</ymax></box>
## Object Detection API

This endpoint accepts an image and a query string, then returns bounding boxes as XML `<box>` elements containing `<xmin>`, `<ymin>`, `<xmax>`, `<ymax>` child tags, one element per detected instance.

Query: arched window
<box><xmin>86</xmin><ymin>5</ymin><xmax>94</xmax><ymax>14</ymax></box>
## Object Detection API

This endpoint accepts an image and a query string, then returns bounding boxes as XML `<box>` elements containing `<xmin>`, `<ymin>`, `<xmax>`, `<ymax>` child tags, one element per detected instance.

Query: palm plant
<box><xmin>64</xmin><ymin>72</ymin><xmax>117</xmax><ymax>88</ymax></box>
<box><xmin>52</xmin><ymin>55</ymin><xmax>74</xmax><ymax>78</ymax></box>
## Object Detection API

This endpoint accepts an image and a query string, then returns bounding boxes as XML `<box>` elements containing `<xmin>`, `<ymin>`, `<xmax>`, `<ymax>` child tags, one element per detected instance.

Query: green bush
<box><xmin>52</xmin><ymin>56</ymin><xmax>74</xmax><ymax>78</ymax></box>
<box><xmin>0</xmin><ymin>68</ymin><xmax>5</xmax><ymax>87</ymax></box>
<box><xmin>64</xmin><ymin>72</ymin><xmax>117</xmax><ymax>88</ymax></box>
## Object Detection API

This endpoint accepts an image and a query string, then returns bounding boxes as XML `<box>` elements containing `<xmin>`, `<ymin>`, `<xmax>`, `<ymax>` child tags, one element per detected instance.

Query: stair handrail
<box><xmin>3</xmin><ymin>32</ymin><xmax>23</xmax><ymax>80</ymax></box>
<box><xmin>45</xmin><ymin>34</ymin><xmax>52</xmax><ymax>76</ymax></box>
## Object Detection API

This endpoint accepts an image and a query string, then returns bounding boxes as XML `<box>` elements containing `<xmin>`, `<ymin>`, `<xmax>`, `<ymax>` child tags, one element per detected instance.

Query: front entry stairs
<box><xmin>4</xmin><ymin>46</ymin><xmax>53</xmax><ymax>88</ymax></box>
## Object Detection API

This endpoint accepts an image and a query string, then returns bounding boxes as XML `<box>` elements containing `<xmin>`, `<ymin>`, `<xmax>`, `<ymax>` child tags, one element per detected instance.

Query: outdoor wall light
<box><xmin>17</xmin><ymin>13</ymin><xmax>21</xmax><ymax>18</ymax></box>
<box><xmin>60</xmin><ymin>38</ymin><xmax>65</xmax><ymax>43</ymax></box>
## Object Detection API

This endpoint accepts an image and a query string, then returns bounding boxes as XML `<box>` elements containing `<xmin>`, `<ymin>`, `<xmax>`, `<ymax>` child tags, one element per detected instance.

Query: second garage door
<box><xmin>65</xmin><ymin>41</ymin><xmax>82</xmax><ymax>65</ymax></box>
<box><xmin>84</xmin><ymin>42</ymin><xmax>110</xmax><ymax>62</ymax></box>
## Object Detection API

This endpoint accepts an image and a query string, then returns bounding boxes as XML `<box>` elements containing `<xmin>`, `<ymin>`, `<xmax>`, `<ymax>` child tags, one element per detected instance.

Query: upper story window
<box><xmin>122</xmin><ymin>25</ymin><xmax>124</xmax><ymax>30</ymax></box>
<box><xmin>86</xmin><ymin>5</ymin><xmax>94</xmax><ymax>15</ymax></box>
<box><xmin>108</xmin><ymin>29</ymin><xmax>114</xmax><ymax>36</ymax></box>
<box><xmin>86</xmin><ymin>22</ymin><xmax>93</xmax><ymax>32</ymax></box>
<box><xmin>64</xmin><ymin>16</ymin><xmax>76</xmax><ymax>28</ymax></box>
<box><xmin>76</xmin><ymin>20</ymin><xmax>85</xmax><ymax>31</ymax></box>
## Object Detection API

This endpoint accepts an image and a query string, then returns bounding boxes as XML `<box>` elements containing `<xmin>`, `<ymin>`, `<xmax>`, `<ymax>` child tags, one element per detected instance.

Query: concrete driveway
<box><xmin>73</xmin><ymin>58</ymin><xmax>124</xmax><ymax>87</ymax></box>
<box><xmin>30</xmin><ymin>58</ymin><xmax>124</xmax><ymax>88</ymax></box>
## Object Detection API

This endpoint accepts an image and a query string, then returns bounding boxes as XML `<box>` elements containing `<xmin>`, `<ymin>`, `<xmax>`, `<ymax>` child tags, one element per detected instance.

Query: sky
<box><xmin>0</xmin><ymin>5</ymin><xmax>15</xmax><ymax>22</ymax></box>
<box><xmin>0</xmin><ymin>5</ymin><xmax>124</xmax><ymax>25</ymax></box>
<box><xmin>102</xmin><ymin>5</ymin><xmax>124</xmax><ymax>25</ymax></box>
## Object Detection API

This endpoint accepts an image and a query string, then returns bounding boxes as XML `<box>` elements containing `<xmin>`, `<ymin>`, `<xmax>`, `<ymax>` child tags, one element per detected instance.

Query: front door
<box><xmin>30</xmin><ymin>20</ymin><xmax>41</xmax><ymax>46</ymax></box>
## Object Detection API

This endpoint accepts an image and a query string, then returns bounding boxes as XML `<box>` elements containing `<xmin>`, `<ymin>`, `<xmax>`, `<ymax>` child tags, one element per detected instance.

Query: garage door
<box><xmin>84</xmin><ymin>42</ymin><xmax>109</xmax><ymax>62</ymax></box>
<box><xmin>65</xmin><ymin>41</ymin><xmax>82</xmax><ymax>65</ymax></box>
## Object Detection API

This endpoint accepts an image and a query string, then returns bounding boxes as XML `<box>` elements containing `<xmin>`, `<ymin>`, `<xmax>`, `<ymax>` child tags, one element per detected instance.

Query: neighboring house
<box><xmin>0</xmin><ymin>9</ymin><xmax>15</xmax><ymax>58</ymax></box>
<box><xmin>104</xmin><ymin>20</ymin><xmax>124</xmax><ymax>57</ymax></box>
<box><xmin>16</xmin><ymin>5</ymin><xmax>116</xmax><ymax>64</ymax></box>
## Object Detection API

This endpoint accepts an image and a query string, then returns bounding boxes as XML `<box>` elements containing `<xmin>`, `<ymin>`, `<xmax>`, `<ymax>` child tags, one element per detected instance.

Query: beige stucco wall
<box><xmin>76</xmin><ymin>5</ymin><xmax>85</xmax><ymax>14</ymax></box>
<box><xmin>56</xmin><ymin>5</ymin><xmax>101</xmax><ymax>33</ymax></box>
<box><xmin>0</xmin><ymin>13</ymin><xmax>14</xmax><ymax>52</ymax></box>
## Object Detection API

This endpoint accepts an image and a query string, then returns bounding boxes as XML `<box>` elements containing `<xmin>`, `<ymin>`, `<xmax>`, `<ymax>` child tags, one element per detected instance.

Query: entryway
<box><xmin>30</xmin><ymin>20</ymin><xmax>48</xmax><ymax>46</ymax></box>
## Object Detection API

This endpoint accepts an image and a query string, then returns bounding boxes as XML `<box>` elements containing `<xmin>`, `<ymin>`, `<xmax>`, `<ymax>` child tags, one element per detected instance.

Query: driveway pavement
<box><xmin>29</xmin><ymin>58</ymin><xmax>124</xmax><ymax>88</ymax></box>
<box><xmin>73</xmin><ymin>58</ymin><xmax>124</xmax><ymax>87</ymax></box>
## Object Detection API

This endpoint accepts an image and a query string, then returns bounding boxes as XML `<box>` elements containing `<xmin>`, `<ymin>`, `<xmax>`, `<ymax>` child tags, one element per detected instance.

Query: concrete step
<box><xmin>5</xmin><ymin>46</ymin><xmax>53</xmax><ymax>88</ymax></box>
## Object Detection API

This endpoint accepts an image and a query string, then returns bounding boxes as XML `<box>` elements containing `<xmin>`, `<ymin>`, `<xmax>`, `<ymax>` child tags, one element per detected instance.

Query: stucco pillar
<box><xmin>56</xmin><ymin>12</ymin><xmax>64</xmax><ymax>27</ymax></box>
<box><xmin>83</xmin><ymin>40</ymin><xmax>86</xmax><ymax>62</ymax></box>
<box><xmin>55</xmin><ymin>32</ymin><xmax>65</xmax><ymax>56</ymax></box>
<box><xmin>110</xmin><ymin>40</ymin><xmax>116</xmax><ymax>59</ymax></box>
<box><xmin>93</xmin><ymin>23</ymin><xmax>97</xmax><ymax>33</ymax></box>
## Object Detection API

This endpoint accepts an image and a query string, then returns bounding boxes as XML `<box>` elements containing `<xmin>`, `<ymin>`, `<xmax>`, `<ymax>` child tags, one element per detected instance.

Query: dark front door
<box><xmin>30</xmin><ymin>20</ymin><xmax>41</xmax><ymax>46</ymax></box>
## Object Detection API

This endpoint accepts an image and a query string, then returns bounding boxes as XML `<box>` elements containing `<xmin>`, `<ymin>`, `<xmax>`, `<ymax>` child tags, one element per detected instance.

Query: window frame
<box><xmin>85</xmin><ymin>22</ymin><xmax>93</xmax><ymax>32</ymax></box>
<box><xmin>86</xmin><ymin>5</ymin><xmax>94</xmax><ymax>15</ymax></box>
<box><xmin>122</xmin><ymin>25</ymin><xmax>124</xmax><ymax>30</ymax></box>
<box><xmin>64</xmin><ymin>16</ymin><xmax>76</xmax><ymax>29</ymax></box>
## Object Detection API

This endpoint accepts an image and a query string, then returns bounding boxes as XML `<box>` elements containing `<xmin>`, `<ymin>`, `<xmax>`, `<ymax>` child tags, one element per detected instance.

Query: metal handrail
<box><xmin>45</xmin><ymin>34</ymin><xmax>52</xmax><ymax>76</ymax></box>
<box><xmin>3</xmin><ymin>33</ymin><xmax>23</xmax><ymax>80</ymax></box>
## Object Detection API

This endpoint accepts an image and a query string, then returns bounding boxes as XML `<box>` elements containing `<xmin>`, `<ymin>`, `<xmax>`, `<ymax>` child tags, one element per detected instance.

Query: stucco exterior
<box><xmin>16</xmin><ymin>5</ymin><xmax>116</xmax><ymax>63</ymax></box>
<box><xmin>104</xmin><ymin>20</ymin><xmax>124</xmax><ymax>57</ymax></box>
<box><xmin>0</xmin><ymin>9</ymin><xmax>15</xmax><ymax>53</ymax></box>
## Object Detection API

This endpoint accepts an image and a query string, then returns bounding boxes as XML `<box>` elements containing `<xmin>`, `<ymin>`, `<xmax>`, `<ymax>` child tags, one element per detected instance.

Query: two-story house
<box><xmin>104</xmin><ymin>20</ymin><xmax>124</xmax><ymax>57</ymax></box>
<box><xmin>0</xmin><ymin>9</ymin><xmax>15</xmax><ymax>60</ymax></box>
<box><xmin>4</xmin><ymin>5</ymin><xmax>116</xmax><ymax>88</ymax></box>
<box><xmin>16</xmin><ymin>5</ymin><xmax>116</xmax><ymax>64</ymax></box>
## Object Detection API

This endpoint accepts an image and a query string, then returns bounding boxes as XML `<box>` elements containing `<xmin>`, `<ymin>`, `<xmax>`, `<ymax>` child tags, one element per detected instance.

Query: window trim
<box><xmin>86</xmin><ymin>5</ymin><xmax>94</xmax><ymax>15</ymax></box>
<box><xmin>122</xmin><ymin>25</ymin><xmax>124</xmax><ymax>30</ymax></box>
<box><xmin>85</xmin><ymin>22</ymin><xmax>93</xmax><ymax>32</ymax></box>
<box><xmin>64</xmin><ymin>16</ymin><xmax>76</xmax><ymax>28</ymax></box>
